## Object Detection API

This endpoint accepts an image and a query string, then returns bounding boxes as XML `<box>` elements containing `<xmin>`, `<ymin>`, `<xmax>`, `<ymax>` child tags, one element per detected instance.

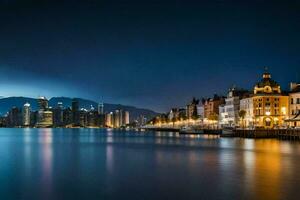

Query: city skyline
<box><xmin>1</xmin><ymin>1</ymin><xmax>300</xmax><ymax>112</ymax></box>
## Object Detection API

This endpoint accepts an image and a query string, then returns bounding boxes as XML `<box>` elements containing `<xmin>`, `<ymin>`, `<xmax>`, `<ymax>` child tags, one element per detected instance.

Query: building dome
<box><xmin>254</xmin><ymin>71</ymin><xmax>281</xmax><ymax>95</ymax></box>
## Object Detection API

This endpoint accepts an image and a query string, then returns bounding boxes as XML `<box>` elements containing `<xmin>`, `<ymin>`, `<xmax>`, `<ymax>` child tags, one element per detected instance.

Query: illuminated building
<box><xmin>251</xmin><ymin>71</ymin><xmax>288</xmax><ymax>128</ymax></box>
<box><xmin>105</xmin><ymin>112</ymin><xmax>113</xmax><ymax>127</ymax></box>
<box><xmin>286</xmin><ymin>82</ymin><xmax>300</xmax><ymax>127</ymax></box>
<box><xmin>239</xmin><ymin>97</ymin><xmax>254</xmax><ymax>128</ymax></box>
<box><xmin>219</xmin><ymin>87</ymin><xmax>249</xmax><ymax>127</ymax></box>
<box><xmin>108</xmin><ymin>109</ymin><xmax>130</xmax><ymax>128</ymax></box>
<box><xmin>124</xmin><ymin>111</ymin><xmax>130</xmax><ymax>125</ymax></box>
<box><xmin>203</xmin><ymin>95</ymin><xmax>225</xmax><ymax>119</ymax></box>
<box><xmin>53</xmin><ymin>102</ymin><xmax>64</xmax><ymax>127</ymax></box>
<box><xmin>186</xmin><ymin>98</ymin><xmax>199</xmax><ymax>119</ymax></box>
<box><xmin>36</xmin><ymin>110</ymin><xmax>53</xmax><ymax>127</ymax></box>
<box><xmin>98</xmin><ymin>103</ymin><xmax>104</xmax><ymax>114</ymax></box>
<box><xmin>36</xmin><ymin>97</ymin><xmax>53</xmax><ymax>127</ymax></box>
<box><xmin>22</xmin><ymin>102</ymin><xmax>31</xmax><ymax>126</ymax></box>
<box><xmin>87</xmin><ymin>110</ymin><xmax>98</xmax><ymax>127</ymax></box>
<box><xmin>113</xmin><ymin>110</ymin><xmax>120</xmax><ymax>128</ymax></box>
<box><xmin>38</xmin><ymin>96</ymin><xmax>48</xmax><ymax>111</ymax></box>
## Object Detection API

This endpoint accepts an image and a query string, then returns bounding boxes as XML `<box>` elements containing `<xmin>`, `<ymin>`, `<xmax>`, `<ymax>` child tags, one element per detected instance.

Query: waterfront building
<box><xmin>203</xmin><ymin>95</ymin><xmax>225</xmax><ymax>120</ymax></box>
<box><xmin>0</xmin><ymin>116</ymin><xmax>7</xmax><ymax>127</ymax></box>
<box><xmin>87</xmin><ymin>110</ymin><xmax>98</xmax><ymax>127</ymax></box>
<box><xmin>8</xmin><ymin>107</ymin><xmax>22</xmax><ymax>127</ymax></box>
<box><xmin>63</xmin><ymin>107</ymin><xmax>72</xmax><ymax>126</ymax></box>
<box><xmin>219</xmin><ymin>87</ymin><xmax>249</xmax><ymax>127</ymax></box>
<box><xmin>137</xmin><ymin>115</ymin><xmax>147</xmax><ymax>126</ymax></box>
<box><xmin>168</xmin><ymin>108</ymin><xmax>180</xmax><ymax>121</ymax></box>
<box><xmin>98</xmin><ymin>103</ymin><xmax>104</xmax><ymax>114</ymax></box>
<box><xmin>124</xmin><ymin>111</ymin><xmax>130</xmax><ymax>125</ymax></box>
<box><xmin>286</xmin><ymin>82</ymin><xmax>300</xmax><ymax>127</ymax></box>
<box><xmin>113</xmin><ymin>110</ymin><xmax>120</xmax><ymax>128</ymax></box>
<box><xmin>30</xmin><ymin>111</ymin><xmax>38</xmax><ymax>126</ymax></box>
<box><xmin>72</xmin><ymin>98</ymin><xmax>80</xmax><ymax>126</ymax></box>
<box><xmin>197</xmin><ymin>103</ymin><xmax>204</xmax><ymax>119</ymax></box>
<box><xmin>53</xmin><ymin>102</ymin><xmax>64</xmax><ymax>127</ymax></box>
<box><xmin>36</xmin><ymin>110</ymin><xmax>53</xmax><ymax>127</ymax></box>
<box><xmin>109</xmin><ymin>109</ymin><xmax>130</xmax><ymax>128</ymax></box>
<box><xmin>252</xmin><ymin>71</ymin><xmax>289</xmax><ymax>128</ymax></box>
<box><xmin>105</xmin><ymin>112</ymin><xmax>114</xmax><ymax>127</ymax></box>
<box><xmin>239</xmin><ymin>97</ymin><xmax>254</xmax><ymax>128</ymax></box>
<box><xmin>38</xmin><ymin>96</ymin><xmax>48</xmax><ymax>111</ymax></box>
<box><xmin>79</xmin><ymin>109</ymin><xmax>88</xmax><ymax>127</ymax></box>
<box><xmin>186</xmin><ymin>98</ymin><xmax>199</xmax><ymax>119</ymax></box>
<box><xmin>36</xmin><ymin>97</ymin><xmax>53</xmax><ymax>127</ymax></box>
<box><xmin>22</xmin><ymin>103</ymin><xmax>31</xmax><ymax>126</ymax></box>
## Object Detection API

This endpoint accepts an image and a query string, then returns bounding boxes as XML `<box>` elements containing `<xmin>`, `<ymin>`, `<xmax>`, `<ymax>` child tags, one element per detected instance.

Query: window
<box><xmin>291</xmin><ymin>98</ymin><xmax>294</xmax><ymax>104</ymax></box>
<box><xmin>297</xmin><ymin>98</ymin><xmax>300</xmax><ymax>104</ymax></box>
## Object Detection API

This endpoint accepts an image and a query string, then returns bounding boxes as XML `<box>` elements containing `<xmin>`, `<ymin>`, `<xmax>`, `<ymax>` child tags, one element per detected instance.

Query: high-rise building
<box><xmin>113</xmin><ymin>110</ymin><xmax>120</xmax><ymax>128</ymax></box>
<box><xmin>38</xmin><ymin>96</ymin><xmax>49</xmax><ymax>111</ymax></box>
<box><xmin>36</xmin><ymin>110</ymin><xmax>53</xmax><ymax>127</ymax></box>
<box><xmin>22</xmin><ymin>103</ymin><xmax>31</xmax><ymax>126</ymax></box>
<box><xmin>8</xmin><ymin>107</ymin><xmax>22</xmax><ymax>127</ymax></box>
<box><xmin>63</xmin><ymin>107</ymin><xmax>72</xmax><ymax>126</ymax></box>
<box><xmin>53</xmin><ymin>102</ymin><xmax>64</xmax><ymax>127</ymax></box>
<box><xmin>98</xmin><ymin>103</ymin><xmax>104</xmax><ymax>114</ymax></box>
<box><xmin>110</xmin><ymin>110</ymin><xmax>130</xmax><ymax>128</ymax></box>
<box><xmin>124</xmin><ymin>111</ymin><xmax>130</xmax><ymax>125</ymax></box>
<box><xmin>105</xmin><ymin>112</ymin><xmax>113</xmax><ymax>127</ymax></box>
<box><xmin>79</xmin><ymin>109</ymin><xmax>87</xmax><ymax>127</ymax></box>
<box><xmin>36</xmin><ymin>97</ymin><xmax>53</xmax><ymax>127</ymax></box>
<box><xmin>87</xmin><ymin>110</ymin><xmax>98</xmax><ymax>127</ymax></box>
<box><xmin>72</xmin><ymin>98</ymin><xmax>80</xmax><ymax>126</ymax></box>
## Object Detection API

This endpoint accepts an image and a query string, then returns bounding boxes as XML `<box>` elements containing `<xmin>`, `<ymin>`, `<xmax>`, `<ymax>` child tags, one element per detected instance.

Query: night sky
<box><xmin>0</xmin><ymin>0</ymin><xmax>299</xmax><ymax>112</ymax></box>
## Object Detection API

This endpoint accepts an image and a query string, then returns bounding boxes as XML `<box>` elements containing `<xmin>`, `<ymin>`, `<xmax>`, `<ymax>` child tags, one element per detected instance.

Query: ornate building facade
<box><xmin>252</xmin><ymin>72</ymin><xmax>289</xmax><ymax>128</ymax></box>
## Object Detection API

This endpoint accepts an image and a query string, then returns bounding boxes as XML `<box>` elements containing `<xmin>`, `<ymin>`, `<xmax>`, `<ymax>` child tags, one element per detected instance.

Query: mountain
<box><xmin>0</xmin><ymin>97</ymin><xmax>159</xmax><ymax>121</ymax></box>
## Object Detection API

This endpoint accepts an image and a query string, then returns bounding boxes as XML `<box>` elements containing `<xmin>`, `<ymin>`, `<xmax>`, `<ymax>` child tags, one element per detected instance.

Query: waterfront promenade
<box><xmin>143</xmin><ymin>125</ymin><xmax>300</xmax><ymax>140</ymax></box>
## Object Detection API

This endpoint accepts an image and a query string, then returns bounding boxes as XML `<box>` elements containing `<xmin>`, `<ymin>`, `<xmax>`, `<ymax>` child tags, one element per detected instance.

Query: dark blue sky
<box><xmin>0</xmin><ymin>0</ymin><xmax>299</xmax><ymax>112</ymax></box>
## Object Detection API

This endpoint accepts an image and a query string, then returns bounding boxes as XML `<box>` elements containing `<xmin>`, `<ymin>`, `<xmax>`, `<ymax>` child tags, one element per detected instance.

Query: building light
<box><xmin>266</xmin><ymin>111</ymin><xmax>271</xmax><ymax>116</ymax></box>
<box><xmin>281</xmin><ymin>107</ymin><xmax>286</xmax><ymax>115</ymax></box>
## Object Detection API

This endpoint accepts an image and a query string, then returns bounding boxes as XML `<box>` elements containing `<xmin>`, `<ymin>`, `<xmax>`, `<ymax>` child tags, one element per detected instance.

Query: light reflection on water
<box><xmin>0</xmin><ymin>128</ymin><xmax>300</xmax><ymax>200</ymax></box>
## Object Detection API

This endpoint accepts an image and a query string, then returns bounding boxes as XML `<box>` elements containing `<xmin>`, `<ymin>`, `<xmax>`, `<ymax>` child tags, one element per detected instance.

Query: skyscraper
<box><xmin>38</xmin><ymin>96</ymin><xmax>49</xmax><ymax>111</ymax></box>
<box><xmin>105</xmin><ymin>112</ymin><xmax>113</xmax><ymax>127</ymax></box>
<box><xmin>53</xmin><ymin>102</ymin><xmax>64</xmax><ymax>127</ymax></box>
<box><xmin>98</xmin><ymin>103</ymin><xmax>104</xmax><ymax>114</ymax></box>
<box><xmin>72</xmin><ymin>98</ymin><xmax>80</xmax><ymax>126</ymax></box>
<box><xmin>36</xmin><ymin>97</ymin><xmax>53</xmax><ymax>127</ymax></box>
<box><xmin>22</xmin><ymin>103</ymin><xmax>31</xmax><ymax>126</ymax></box>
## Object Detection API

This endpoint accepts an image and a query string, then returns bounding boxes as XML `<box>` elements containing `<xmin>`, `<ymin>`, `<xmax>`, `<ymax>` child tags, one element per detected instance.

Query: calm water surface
<box><xmin>0</xmin><ymin>128</ymin><xmax>300</xmax><ymax>200</ymax></box>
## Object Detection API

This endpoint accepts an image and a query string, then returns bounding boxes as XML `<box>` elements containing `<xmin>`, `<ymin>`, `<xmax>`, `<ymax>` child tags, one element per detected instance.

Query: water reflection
<box><xmin>1</xmin><ymin>129</ymin><xmax>300</xmax><ymax>200</ymax></box>
<box><xmin>39</xmin><ymin>128</ymin><xmax>53</xmax><ymax>200</ymax></box>
<box><xmin>23</xmin><ymin>128</ymin><xmax>32</xmax><ymax>178</ymax></box>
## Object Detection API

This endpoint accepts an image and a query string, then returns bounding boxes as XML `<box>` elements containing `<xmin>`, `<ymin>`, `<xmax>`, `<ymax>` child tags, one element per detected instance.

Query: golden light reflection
<box><xmin>243</xmin><ymin>140</ymin><xmax>282</xmax><ymax>200</ymax></box>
